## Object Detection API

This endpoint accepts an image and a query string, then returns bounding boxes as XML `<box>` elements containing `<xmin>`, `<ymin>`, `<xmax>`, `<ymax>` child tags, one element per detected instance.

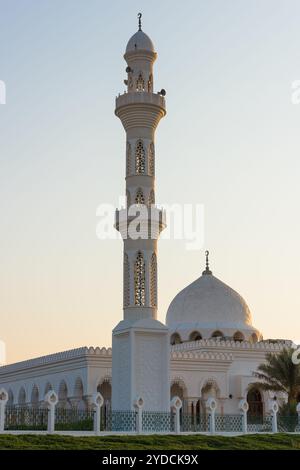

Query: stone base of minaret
<box><xmin>112</xmin><ymin>318</ymin><xmax>170</xmax><ymax>412</ymax></box>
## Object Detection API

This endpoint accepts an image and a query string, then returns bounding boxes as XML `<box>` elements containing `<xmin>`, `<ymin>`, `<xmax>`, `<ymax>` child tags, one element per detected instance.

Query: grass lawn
<box><xmin>0</xmin><ymin>433</ymin><xmax>300</xmax><ymax>450</ymax></box>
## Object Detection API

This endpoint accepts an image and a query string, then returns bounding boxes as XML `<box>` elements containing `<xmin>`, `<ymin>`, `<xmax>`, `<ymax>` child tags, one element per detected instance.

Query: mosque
<box><xmin>0</xmin><ymin>17</ymin><xmax>291</xmax><ymax>424</ymax></box>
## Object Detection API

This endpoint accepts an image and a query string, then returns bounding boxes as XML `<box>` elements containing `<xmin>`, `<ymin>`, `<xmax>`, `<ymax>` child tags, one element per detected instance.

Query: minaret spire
<box><xmin>138</xmin><ymin>12</ymin><xmax>142</xmax><ymax>31</ymax></box>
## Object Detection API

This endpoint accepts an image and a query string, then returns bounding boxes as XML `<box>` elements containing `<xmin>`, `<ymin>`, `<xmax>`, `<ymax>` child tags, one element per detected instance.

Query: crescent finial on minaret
<box><xmin>138</xmin><ymin>12</ymin><xmax>142</xmax><ymax>31</ymax></box>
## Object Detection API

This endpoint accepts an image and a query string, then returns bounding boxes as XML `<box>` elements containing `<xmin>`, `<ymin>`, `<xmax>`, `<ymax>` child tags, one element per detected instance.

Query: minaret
<box><xmin>112</xmin><ymin>15</ymin><xmax>170</xmax><ymax>412</ymax></box>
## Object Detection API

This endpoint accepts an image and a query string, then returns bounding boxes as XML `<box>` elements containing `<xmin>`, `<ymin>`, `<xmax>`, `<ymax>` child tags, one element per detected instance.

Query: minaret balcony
<box><xmin>115</xmin><ymin>205</ymin><xmax>166</xmax><ymax>239</ymax></box>
<box><xmin>115</xmin><ymin>92</ymin><xmax>166</xmax><ymax>131</ymax></box>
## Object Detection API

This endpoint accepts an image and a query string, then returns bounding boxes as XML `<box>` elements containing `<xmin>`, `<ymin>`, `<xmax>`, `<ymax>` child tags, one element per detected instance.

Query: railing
<box><xmin>1</xmin><ymin>399</ymin><xmax>300</xmax><ymax>435</ymax></box>
<box><xmin>115</xmin><ymin>92</ymin><xmax>166</xmax><ymax>110</ymax></box>
<box><xmin>247</xmin><ymin>415</ymin><xmax>273</xmax><ymax>433</ymax></box>
<box><xmin>55</xmin><ymin>407</ymin><xmax>94</xmax><ymax>431</ymax></box>
<box><xmin>181</xmin><ymin>414</ymin><xmax>210</xmax><ymax>432</ymax></box>
<box><xmin>142</xmin><ymin>411</ymin><xmax>175</xmax><ymax>433</ymax></box>
<box><xmin>5</xmin><ymin>405</ymin><xmax>48</xmax><ymax>431</ymax></box>
<box><xmin>278</xmin><ymin>415</ymin><xmax>300</xmax><ymax>433</ymax></box>
<box><xmin>215</xmin><ymin>414</ymin><xmax>243</xmax><ymax>433</ymax></box>
<box><xmin>105</xmin><ymin>410</ymin><xmax>137</xmax><ymax>432</ymax></box>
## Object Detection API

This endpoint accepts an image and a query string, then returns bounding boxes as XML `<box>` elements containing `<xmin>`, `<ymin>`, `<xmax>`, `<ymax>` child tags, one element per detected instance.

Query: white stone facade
<box><xmin>0</xmin><ymin>339</ymin><xmax>291</xmax><ymax>419</ymax></box>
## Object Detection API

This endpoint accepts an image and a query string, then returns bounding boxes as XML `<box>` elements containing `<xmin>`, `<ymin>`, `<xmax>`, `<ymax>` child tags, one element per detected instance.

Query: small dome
<box><xmin>126</xmin><ymin>30</ymin><xmax>155</xmax><ymax>54</ymax></box>
<box><xmin>166</xmin><ymin>271</ymin><xmax>261</xmax><ymax>341</ymax></box>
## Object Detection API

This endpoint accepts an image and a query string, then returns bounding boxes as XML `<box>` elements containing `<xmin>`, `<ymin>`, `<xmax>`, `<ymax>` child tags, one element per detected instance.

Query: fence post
<box><xmin>0</xmin><ymin>388</ymin><xmax>8</xmax><ymax>433</ymax></box>
<box><xmin>270</xmin><ymin>400</ymin><xmax>279</xmax><ymax>433</ymax></box>
<box><xmin>44</xmin><ymin>390</ymin><xmax>58</xmax><ymax>434</ymax></box>
<box><xmin>133</xmin><ymin>397</ymin><xmax>144</xmax><ymax>434</ymax></box>
<box><xmin>238</xmin><ymin>399</ymin><xmax>249</xmax><ymax>434</ymax></box>
<box><xmin>92</xmin><ymin>392</ymin><xmax>104</xmax><ymax>436</ymax></box>
<box><xmin>297</xmin><ymin>403</ymin><xmax>300</xmax><ymax>428</ymax></box>
<box><xmin>206</xmin><ymin>397</ymin><xmax>217</xmax><ymax>434</ymax></box>
<box><xmin>171</xmin><ymin>396</ymin><xmax>182</xmax><ymax>434</ymax></box>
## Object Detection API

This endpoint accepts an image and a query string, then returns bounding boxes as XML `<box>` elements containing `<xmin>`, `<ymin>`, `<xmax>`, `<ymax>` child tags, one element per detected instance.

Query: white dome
<box><xmin>126</xmin><ymin>30</ymin><xmax>155</xmax><ymax>53</ymax></box>
<box><xmin>166</xmin><ymin>271</ymin><xmax>261</xmax><ymax>341</ymax></box>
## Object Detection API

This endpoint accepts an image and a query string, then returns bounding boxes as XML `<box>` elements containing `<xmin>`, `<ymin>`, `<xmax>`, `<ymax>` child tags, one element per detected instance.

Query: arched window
<box><xmin>147</xmin><ymin>74</ymin><xmax>153</xmax><ymax>92</ymax></box>
<box><xmin>136</xmin><ymin>73</ymin><xmax>145</xmax><ymax>91</ymax></box>
<box><xmin>170</xmin><ymin>379</ymin><xmax>187</xmax><ymax>415</ymax></box>
<box><xmin>135</xmin><ymin>140</ymin><xmax>145</xmax><ymax>174</ymax></box>
<box><xmin>18</xmin><ymin>387</ymin><xmax>26</xmax><ymax>405</ymax></box>
<box><xmin>134</xmin><ymin>251</ymin><xmax>145</xmax><ymax>306</ymax></box>
<box><xmin>247</xmin><ymin>388</ymin><xmax>263</xmax><ymax>423</ymax></box>
<box><xmin>74</xmin><ymin>377</ymin><xmax>84</xmax><ymax>400</ymax></box>
<box><xmin>8</xmin><ymin>389</ymin><xmax>14</xmax><ymax>406</ymax></box>
<box><xmin>44</xmin><ymin>382</ymin><xmax>52</xmax><ymax>396</ymax></box>
<box><xmin>149</xmin><ymin>142</ymin><xmax>155</xmax><ymax>175</ymax></box>
<box><xmin>150</xmin><ymin>253</ymin><xmax>157</xmax><ymax>307</ymax></box>
<box><xmin>58</xmin><ymin>380</ymin><xmax>68</xmax><ymax>402</ymax></box>
<box><xmin>135</xmin><ymin>188</ymin><xmax>145</xmax><ymax>204</ymax></box>
<box><xmin>233</xmin><ymin>331</ymin><xmax>245</xmax><ymax>342</ymax></box>
<box><xmin>148</xmin><ymin>189</ymin><xmax>155</xmax><ymax>205</ymax></box>
<box><xmin>126</xmin><ymin>142</ymin><xmax>131</xmax><ymax>176</ymax></box>
<box><xmin>97</xmin><ymin>379</ymin><xmax>112</xmax><ymax>426</ymax></box>
<box><xmin>189</xmin><ymin>331</ymin><xmax>202</xmax><ymax>342</ymax></box>
<box><xmin>211</xmin><ymin>330</ymin><xmax>224</xmax><ymax>339</ymax></box>
<box><xmin>170</xmin><ymin>333</ymin><xmax>182</xmax><ymax>345</ymax></box>
<box><xmin>251</xmin><ymin>333</ymin><xmax>258</xmax><ymax>343</ymax></box>
<box><xmin>31</xmin><ymin>385</ymin><xmax>39</xmax><ymax>405</ymax></box>
<box><xmin>123</xmin><ymin>253</ymin><xmax>130</xmax><ymax>307</ymax></box>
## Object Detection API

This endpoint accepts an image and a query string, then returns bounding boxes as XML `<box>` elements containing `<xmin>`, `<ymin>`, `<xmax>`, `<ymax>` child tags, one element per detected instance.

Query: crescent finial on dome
<box><xmin>203</xmin><ymin>250</ymin><xmax>212</xmax><ymax>275</ymax></box>
<box><xmin>138</xmin><ymin>12</ymin><xmax>142</xmax><ymax>31</ymax></box>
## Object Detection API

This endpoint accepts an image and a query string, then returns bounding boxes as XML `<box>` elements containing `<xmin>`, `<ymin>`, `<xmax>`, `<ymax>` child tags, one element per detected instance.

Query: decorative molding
<box><xmin>171</xmin><ymin>350</ymin><xmax>233</xmax><ymax>361</ymax></box>
<box><xmin>0</xmin><ymin>347</ymin><xmax>112</xmax><ymax>375</ymax></box>
<box><xmin>171</xmin><ymin>338</ymin><xmax>291</xmax><ymax>353</ymax></box>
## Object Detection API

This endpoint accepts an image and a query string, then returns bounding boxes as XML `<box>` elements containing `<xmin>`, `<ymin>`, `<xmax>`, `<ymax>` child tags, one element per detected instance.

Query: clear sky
<box><xmin>1</xmin><ymin>0</ymin><xmax>300</xmax><ymax>364</ymax></box>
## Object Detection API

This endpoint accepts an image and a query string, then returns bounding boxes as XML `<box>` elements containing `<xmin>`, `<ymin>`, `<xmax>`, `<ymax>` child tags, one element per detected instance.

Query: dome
<box><xmin>126</xmin><ymin>30</ymin><xmax>155</xmax><ymax>54</ymax></box>
<box><xmin>166</xmin><ymin>263</ymin><xmax>262</xmax><ymax>342</ymax></box>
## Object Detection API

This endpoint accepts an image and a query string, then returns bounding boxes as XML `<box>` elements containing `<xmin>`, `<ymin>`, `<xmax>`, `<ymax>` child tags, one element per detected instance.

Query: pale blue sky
<box><xmin>1</xmin><ymin>0</ymin><xmax>300</xmax><ymax>363</ymax></box>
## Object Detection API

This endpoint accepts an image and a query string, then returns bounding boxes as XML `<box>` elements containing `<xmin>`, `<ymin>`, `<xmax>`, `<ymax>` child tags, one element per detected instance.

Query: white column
<box><xmin>270</xmin><ymin>400</ymin><xmax>279</xmax><ymax>433</ymax></box>
<box><xmin>171</xmin><ymin>396</ymin><xmax>182</xmax><ymax>434</ymax></box>
<box><xmin>44</xmin><ymin>390</ymin><xmax>58</xmax><ymax>434</ymax></box>
<box><xmin>206</xmin><ymin>397</ymin><xmax>217</xmax><ymax>434</ymax></box>
<box><xmin>92</xmin><ymin>392</ymin><xmax>104</xmax><ymax>436</ymax></box>
<box><xmin>239</xmin><ymin>399</ymin><xmax>249</xmax><ymax>434</ymax></box>
<box><xmin>0</xmin><ymin>388</ymin><xmax>8</xmax><ymax>434</ymax></box>
<box><xmin>134</xmin><ymin>397</ymin><xmax>144</xmax><ymax>434</ymax></box>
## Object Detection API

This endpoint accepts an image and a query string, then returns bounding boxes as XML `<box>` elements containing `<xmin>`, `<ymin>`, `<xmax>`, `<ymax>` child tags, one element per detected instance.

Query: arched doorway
<box><xmin>170</xmin><ymin>379</ymin><xmax>187</xmax><ymax>420</ymax></box>
<box><xmin>97</xmin><ymin>379</ymin><xmax>112</xmax><ymax>425</ymax></box>
<box><xmin>31</xmin><ymin>385</ymin><xmax>39</xmax><ymax>407</ymax></box>
<box><xmin>247</xmin><ymin>388</ymin><xmax>263</xmax><ymax>423</ymax></box>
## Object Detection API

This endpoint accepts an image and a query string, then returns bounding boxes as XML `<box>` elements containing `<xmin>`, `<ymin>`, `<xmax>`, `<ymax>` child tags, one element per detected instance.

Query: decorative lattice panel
<box><xmin>181</xmin><ymin>414</ymin><xmax>210</xmax><ymax>432</ymax></box>
<box><xmin>278</xmin><ymin>415</ymin><xmax>300</xmax><ymax>433</ymax></box>
<box><xmin>215</xmin><ymin>414</ymin><xmax>243</xmax><ymax>433</ymax></box>
<box><xmin>55</xmin><ymin>408</ymin><xmax>94</xmax><ymax>431</ymax></box>
<box><xmin>142</xmin><ymin>411</ymin><xmax>175</xmax><ymax>432</ymax></box>
<box><xmin>247</xmin><ymin>415</ymin><xmax>272</xmax><ymax>433</ymax></box>
<box><xmin>106</xmin><ymin>410</ymin><xmax>137</xmax><ymax>432</ymax></box>
<box><xmin>5</xmin><ymin>405</ymin><xmax>48</xmax><ymax>431</ymax></box>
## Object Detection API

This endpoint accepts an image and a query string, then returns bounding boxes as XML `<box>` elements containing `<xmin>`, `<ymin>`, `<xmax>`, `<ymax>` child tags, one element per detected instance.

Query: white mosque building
<box><xmin>0</xmin><ymin>18</ymin><xmax>292</xmax><ymax>424</ymax></box>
